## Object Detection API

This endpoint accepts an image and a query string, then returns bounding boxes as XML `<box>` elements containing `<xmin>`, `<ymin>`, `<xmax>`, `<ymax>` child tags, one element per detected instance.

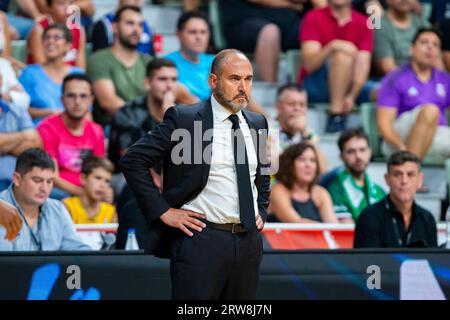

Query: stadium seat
<box><xmin>11</xmin><ymin>40</ymin><xmax>27</xmax><ymax>63</ymax></box>
<box><xmin>209</xmin><ymin>0</ymin><xmax>227</xmax><ymax>50</ymax></box>
<box><xmin>422</xmin><ymin>2</ymin><xmax>433</xmax><ymax>21</ymax></box>
<box><xmin>285</xmin><ymin>49</ymin><xmax>301</xmax><ymax>83</ymax></box>
<box><xmin>360</xmin><ymin>102</ymin><xmax>382</xmax><ymax>158</ymax></box>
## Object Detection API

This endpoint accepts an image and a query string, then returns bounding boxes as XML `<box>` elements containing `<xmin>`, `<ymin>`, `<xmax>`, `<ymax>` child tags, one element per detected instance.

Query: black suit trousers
<box><xmin>170</xmin><ymin>226</ymin><xmax>263</xmax><ymax>300</ymax></box>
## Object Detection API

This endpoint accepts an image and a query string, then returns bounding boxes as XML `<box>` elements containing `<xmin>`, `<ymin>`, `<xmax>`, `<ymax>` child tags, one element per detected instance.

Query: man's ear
<box><xmin>112</xmin><ymin>21</ymin><xmax>118</xmax><ymax>35</ymax></box>
<box><xmin>12</xmin><ymin>172</ymin><xmax>21</xmax><ymax>188</ymax></box>
<box><xmin>418</xmin><ymin>171</ymin><xmax>424</xmax><ymax>188</ymax></box>
<box><xmin>80</xmin><ymin>173</ymin><xmax>87</xmax><ymax>187</ymax></box>
<box><xmin>144</xmin><ymin>77</ymin><xmax>152</xmax><ymax>92</ymax></box>
<box><xmin>208</xmin><ymin>73</ymin><xmax>217</xmax><ymax>90</ymax></box>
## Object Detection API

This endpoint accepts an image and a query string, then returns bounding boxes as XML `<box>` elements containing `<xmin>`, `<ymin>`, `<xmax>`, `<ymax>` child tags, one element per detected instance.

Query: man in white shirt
<box><xmin>120</xmin><ymin>49</ymin><xmax>271</xmax><ymax>299</ymax></box>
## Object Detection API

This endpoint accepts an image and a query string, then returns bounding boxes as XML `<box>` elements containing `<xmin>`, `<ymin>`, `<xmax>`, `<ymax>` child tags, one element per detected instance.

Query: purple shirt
<box><xmin>377</xmin><ymin>63</ymin><xmax>450</xmax><ymax>125</ymax></box>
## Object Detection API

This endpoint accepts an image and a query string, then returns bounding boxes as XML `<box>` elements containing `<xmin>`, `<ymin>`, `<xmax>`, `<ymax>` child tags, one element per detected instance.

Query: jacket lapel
<box><xmin>196</xmin><ymin>98</ymin><xmax>214</xmax><ymax>189</ymax></box>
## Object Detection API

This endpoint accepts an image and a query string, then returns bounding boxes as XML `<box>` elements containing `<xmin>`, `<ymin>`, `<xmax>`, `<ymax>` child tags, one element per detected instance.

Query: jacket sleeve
<box><xmin>257</xmin><ymin>116</ymin><xmax>271</xmax><ymax>222</ymax></box>
<box><xmin>119</xmin><ymin>107</ymin><xmax>178</xmax><ymax>222</ymax></box>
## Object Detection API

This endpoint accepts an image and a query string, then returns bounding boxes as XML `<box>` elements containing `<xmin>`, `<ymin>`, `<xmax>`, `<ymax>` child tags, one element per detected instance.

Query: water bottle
<box><xmin>125</xmin><ymin>228</ymin><xmax>140</xmax><ymax>251</ymax></box>
<box><xmin>446</xmin><ymin>208</ymin><xmax>450</xmax><ymax>249</ymax></box>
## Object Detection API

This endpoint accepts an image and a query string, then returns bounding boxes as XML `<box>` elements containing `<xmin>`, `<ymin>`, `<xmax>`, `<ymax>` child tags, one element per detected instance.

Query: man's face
<box><xmin>62</xmin><ymin>80</ymin><xmax>93</xmax><ymax>121</ymax></box>
<box><xmin>119</xmin><ymin>0</ymin><xmax>143</xmax><ymax>7</ymax></box>
<box><xmin>42</xmin><ymin>28</ymin><xmax>71</xmax><ymax>60</ymax></box>
<box><xmin>50</xmin><ymin>0</ymin><xmax>75</xmax><ymax>23</ymax></box>
<box><xmin>81</xmin><ymin>168</ymin><xmax>112</xmax><ymax>202</ymax></box>
<box><xmin>341</xmin><ymin>137</ymin><xmax>372</xmax><ymax>176</ymax></box>
<box><xmin>13</xmin><ymin>168</ymin><xmax>55</xmax><ymax>207</ymax></box>
<box><xmin>145</xmin><ymin>67</ymin><xmax>179</xmax><ymax>103</ymax></box>
<box><xmin>178</xmin><ymin>18</ymin><xmax>210</xmax><ymax>55</ymax></box>
<box><xmin>385</xmin><ymin>162</ymin><xmax>423</xmax><ymax>203</ymax></box>
<box><xmin>276</xmin><ymin>90</ymin><xmax>308</xmax><ymax>129</ymax></box>
<box><xmin>387</xmin><ymin>0</ymin><xmax>413</xmax><ymax>13</ymax></box>
<box><xmin>411</xmin><ymin>32</ymin><xmax>441</xmax><ymax>67</ymax></box>
<box><xmin>114</xmin><ymin>9</ymin><xmax>144</xmax><ymax>49</ymax></box>
<box><xmin>209</xmin><ymin>54</ymin><xmax>253</xmax><ymax>113</ymax></box>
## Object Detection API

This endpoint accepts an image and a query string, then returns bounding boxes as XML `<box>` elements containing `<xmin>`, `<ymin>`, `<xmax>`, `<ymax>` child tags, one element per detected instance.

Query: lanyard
<box><xmin>16</xmin><ymin>205</ymin><xmax>42</xmax><ymax>251</ymax></box>
<box><xmin>385</xmin><ymin>198</ymin><xmax>412</xmax><ymax>247</ymax></box>
<box><xmin>392</xmin><ymin>216</ymin><xmax>412</xmax><ymax>247</ymax></box>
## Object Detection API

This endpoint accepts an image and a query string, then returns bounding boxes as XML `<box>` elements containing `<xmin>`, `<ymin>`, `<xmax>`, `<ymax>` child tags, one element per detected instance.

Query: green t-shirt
<box><xmin>327</xmin><ymin>168</ymin><xmax>385</xmax><ymax>222</ymax></box>
<box><xmin>87</xmin><ymin>48</ymin><xmax>152</xmax><ymax>102</ymax></box>
<box><xmin>374</xmin><ymin>14</ymin><xmax>430</xmax><ymax>66</ymax></box>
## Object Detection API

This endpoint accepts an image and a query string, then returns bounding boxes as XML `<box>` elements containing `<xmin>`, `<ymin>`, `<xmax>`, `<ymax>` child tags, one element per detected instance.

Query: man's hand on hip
<box><xmin>256</xmin><ymin>214</ymin><xmax>265</xmax><ymax>231</ymax></box>
<box><xmin>160</xmin><ymin>208</ymin><xmax>206</xmax><ymax>237</ymax></box>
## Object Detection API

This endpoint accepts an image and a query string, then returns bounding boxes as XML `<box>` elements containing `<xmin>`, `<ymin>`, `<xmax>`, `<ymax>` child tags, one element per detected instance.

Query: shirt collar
<box><xmin>386</xmin><ymin>194</ymin><xmax>417</xmax><ymax>219</ymax></box>
<box><xmin>324</xmin><ymin>5</ymin><xmax>355</xmax><ymax>24</ymax></box>
<box><xmin>210</xmin><ymin>94</ymin><xmax>245</xmax><ymax>124</ymax></box>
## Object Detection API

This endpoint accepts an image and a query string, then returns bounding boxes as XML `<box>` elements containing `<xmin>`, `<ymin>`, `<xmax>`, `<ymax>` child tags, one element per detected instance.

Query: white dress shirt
<box><xmin>181</xmin><ymin>95</ymin><xmax>259</xmax><ymax>224</ymax></box>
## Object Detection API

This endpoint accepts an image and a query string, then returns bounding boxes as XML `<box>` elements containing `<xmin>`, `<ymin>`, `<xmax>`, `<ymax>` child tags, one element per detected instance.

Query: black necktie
<box><xmin>228</xmin><ymin>114</ymin><xmax>256</xmax><ymax>230</ymax></box>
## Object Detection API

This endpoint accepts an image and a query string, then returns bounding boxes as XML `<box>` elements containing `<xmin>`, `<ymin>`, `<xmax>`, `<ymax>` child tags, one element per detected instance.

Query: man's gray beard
<box><xmin>214</xmin><ymin>87</ymin><xmax>248</xmax><ymax>113</ymax></box>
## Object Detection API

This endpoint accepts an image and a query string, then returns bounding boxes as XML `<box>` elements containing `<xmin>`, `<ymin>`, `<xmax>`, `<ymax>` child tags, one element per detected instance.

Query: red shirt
<box><xmin>27</xmin><ymin>16</ymin><xmax>81</xmax><ymax>66</ymax></box>
<box><xmin>298</xmin><ymin>6</ymin><xmax>373</xmax><ymax>81</ymax></box>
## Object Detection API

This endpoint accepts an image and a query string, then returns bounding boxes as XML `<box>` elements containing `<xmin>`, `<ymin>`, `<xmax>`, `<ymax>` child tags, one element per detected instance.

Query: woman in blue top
<box><xmin>19</xmin><ymin>23</ymin><xmax>83</xmax><ymax>125</ymax></box>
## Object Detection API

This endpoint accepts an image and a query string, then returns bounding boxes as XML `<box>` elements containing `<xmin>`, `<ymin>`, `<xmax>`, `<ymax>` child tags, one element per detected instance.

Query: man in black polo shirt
<box><xmin>354</xmin><ymin>151</ymin><xmax>437</xmax><ymax>248</ymax></box>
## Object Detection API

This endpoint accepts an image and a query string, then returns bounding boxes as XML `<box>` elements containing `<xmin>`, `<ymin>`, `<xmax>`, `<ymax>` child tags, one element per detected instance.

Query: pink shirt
<box><xmin>38</xmin><ymin>114</ymin><xmax>105</xmax><ymax>186</ymax></box>
<box><xmin>299</xmin><ymin>6</ymin><xmax>373</xmax><ymax>81</ymax></box>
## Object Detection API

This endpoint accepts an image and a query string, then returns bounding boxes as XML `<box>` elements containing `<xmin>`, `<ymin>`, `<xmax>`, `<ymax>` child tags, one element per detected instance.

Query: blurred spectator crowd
<box><xmin>1</xmin><ymin>0</ymin><xmax>450</xmax><ymax>250</ymax></box>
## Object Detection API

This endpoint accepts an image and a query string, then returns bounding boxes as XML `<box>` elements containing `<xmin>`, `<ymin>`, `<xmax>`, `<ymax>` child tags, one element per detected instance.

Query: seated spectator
<box><xmin>27</xmin><ymin>0</ymin><xmax>87</xmax><ymax>69</ymax></box>
<box><xmin>274</xmin><ymin>83</ymin><xmax>327</xmax><ymax>173</ymax></box>
<box><xmin>64</xmin><ymin>156</ymin><xmax>116</xmax><ymax>224</ymax></box>
<box><xmin>91</xmin><ymin>0</ymin><xmax>154</xmax><ymax>55</ymax></box>
<box><xmin>354</xmin><ymin>151</ymin><xmax>437</xmax><ymax>248</ymax></box>
<box><xmin>0</xmin><ymin>198</ymin><xmax>23</xmax><ymax>241</ymax></box>
<box><xmin>19</xmin><ymin>24</ymin><xmax>84</xmax><ymax>125</ymax></box>
<box><xmin>300</xmin><ymin>0</ymin><xmax>376</xmax><ymax>133</ymax></box>
<box><xmin>165</xmin><ymin>10</ymin><xmax>213</xmax><ymax>101</ymax></box>
<box><xmin>270</xmin><ymin>143</ymin><xmax>339</xmax><ymax>223</ymax></box>
<box><xmin>353</xmin><ymin>0</ymin><xmax>422</xmax><ymax>16</ymax></box>
<box><xmin>35</xmin><ymin>0</ymin><xmax>95</xmax><ymax>30</ymax></box>
<box><xmin>0</xmin><ymin>11</ymin><xmax>26</xmax><ymax>73</ymax></box>
<box><xmin>109</xmin><ymin>58</ymin><xmax>178</xmax><ymax>170</ymax></box>
<box><xmin>1</xmin><ymin>58</ymin><xmax>41</xmax><ymax>191</ymax></box>
<box><xmin>377</xmin><ymin>27</ymin><xmax>450</xmax><ymax>160</ymax></box>
<box><xmin>88</xmin><ymin>6</ymin><xmax>197</xmax><ymax>125</ymax></box>
<box><xmin>1</xmin><ymin>0</ymin><xmax>44</xmax><ymax>40</ymax></box>
<box><xmin>218</xmin><ymin>0</ymin><xmax>326</xmax><ymax>83</ymax></box>
<box><xmin>37</xmin><ymin>74</ymin><xmax>105</xmax><ymax>199</ymax></box>
<box><xmin>0</xmin><ymin>57</ymin><xmax>29</xmax><ymax>111</ymax></box>
<box><xmin>441</xmin><ymin>19</ymin><xmax>450</xmax><ymax>72</ymax></box>
<box><xmin>325</xmin><ymin>128</ymin><xmax>385</xmax><ymax>222</ymax></box>
<box><xmin>374</xmin><ymin>0</ymin><xmax>430</xmax><ymax>76</ymax></box>
<box><xmin>0</xmin><ymin>148</ymin><xmax>91</xmax><ymax>251</ymax></box>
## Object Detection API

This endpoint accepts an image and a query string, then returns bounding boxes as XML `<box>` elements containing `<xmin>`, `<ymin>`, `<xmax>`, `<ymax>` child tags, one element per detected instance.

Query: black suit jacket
<box><xmin>119</xmin><ymin>99</ymin><xmax>271</xmax><ymax>258</ymax></box>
